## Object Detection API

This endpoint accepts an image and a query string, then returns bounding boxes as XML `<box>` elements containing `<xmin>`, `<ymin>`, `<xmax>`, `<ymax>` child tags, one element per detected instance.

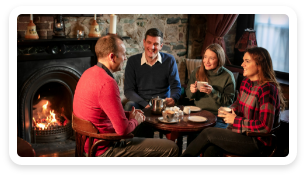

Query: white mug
<box><xmin>197</xmin><ymin>81</ymin><xmax>208</xmax><ymax>90</ymax></box>
<box><xmin>183</xmin><ymin>107</ymin><xmax>190</xmax><ymax>115</ymax></box>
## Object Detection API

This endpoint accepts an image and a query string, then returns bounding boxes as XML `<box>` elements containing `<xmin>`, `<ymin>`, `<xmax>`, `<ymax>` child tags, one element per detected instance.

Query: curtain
<box><xmin>201</xmin><ymin>14</ymin><xmax>239</xmax><ymax>65</ymax></box>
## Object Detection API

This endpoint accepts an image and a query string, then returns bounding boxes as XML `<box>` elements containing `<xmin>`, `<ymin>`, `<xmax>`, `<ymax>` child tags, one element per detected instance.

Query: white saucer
<box><xmin>185</xmin><ymin>106</ymin><xmax>201</xmax><ymax>112</ymax></box>
<box><xmin>158</xmin><ymin>117</ymin><xmax>178</xmax><ymax>124</ymax></box>
<box><xmin>188</xmin><ymin>116</ymin><xmax>207</xmax><ymax>122</ymax></box>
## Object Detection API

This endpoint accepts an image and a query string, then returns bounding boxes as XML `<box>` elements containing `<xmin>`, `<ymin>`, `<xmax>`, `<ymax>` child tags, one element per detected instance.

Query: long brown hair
<box><xmin>196</xmin><ymin>43</ymin><xmax>226</xmax><ymax>82</ymax></box>
<box><xmin>245</xmin><ymin>47</ymin><xmax>286</xmax><ymax>111</ymax></box>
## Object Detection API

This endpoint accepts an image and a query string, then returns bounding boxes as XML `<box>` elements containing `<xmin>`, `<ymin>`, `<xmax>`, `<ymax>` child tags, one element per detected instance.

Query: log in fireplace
<box><xmin>17</xmin><ymin>36</ymin><xmax>98</xmax><ymax>143</ymax></box>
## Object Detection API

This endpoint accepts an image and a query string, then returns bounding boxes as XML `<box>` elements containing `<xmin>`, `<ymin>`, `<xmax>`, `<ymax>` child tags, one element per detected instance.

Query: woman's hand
<box><xmin>129</xmin><ymin>106</ymin><xmax>145</xmax><ymax>125</ymax></box>
<box><xmin>218</xmin><ymin>109</ymin><xmax>236</xmax><ymax>124</ymax></box>
<box><xmin>190</xmin><ymin>81</ymin><xmax>198</xmax><ymax>93</ymax></box>
<box><xmin>199</xmin><ymin>83</ymin><xmax>213</xmax><ymax>94</ymax></box>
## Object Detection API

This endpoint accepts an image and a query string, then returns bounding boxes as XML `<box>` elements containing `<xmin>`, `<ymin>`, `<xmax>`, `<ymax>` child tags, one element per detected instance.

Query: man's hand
<box><xmin>165</xmin><ymin>98</ymin><xmax>175</xmax><ymax>107</ymax></box>
<box><xmin>129</xmin><ymin>106</ymin><xmax>145</xmax><ymax>125</ymax></box>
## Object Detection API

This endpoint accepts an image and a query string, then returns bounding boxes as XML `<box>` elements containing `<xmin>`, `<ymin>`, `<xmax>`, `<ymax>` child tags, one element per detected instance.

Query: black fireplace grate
<box><xmin>31</xmin><ymin>122</ymin><xmax>72</xmax><ymax>143</ymax></box>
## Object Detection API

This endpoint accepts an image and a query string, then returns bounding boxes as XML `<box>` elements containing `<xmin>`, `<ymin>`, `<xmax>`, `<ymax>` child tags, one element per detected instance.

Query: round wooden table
<box><xmin>143</xmin><ymin>107</ymin><xmax>217</xmax><ymax>155</ymax></box>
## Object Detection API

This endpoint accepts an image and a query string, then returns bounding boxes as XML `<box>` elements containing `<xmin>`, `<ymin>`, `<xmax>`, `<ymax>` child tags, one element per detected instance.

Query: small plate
<box><xmin>185</xmin><ymin>106</ymin><xmax>201</xmax><ymax>112</ymax></box>
<box><xmin>188</xmin><ymin>116</ymin><xmax>207</xmax><ymax>122</ymax></box>
<box><xmin>158</xmin><ymin>117</ymin><xmax>178</xmax><ymax>124</ymax></box>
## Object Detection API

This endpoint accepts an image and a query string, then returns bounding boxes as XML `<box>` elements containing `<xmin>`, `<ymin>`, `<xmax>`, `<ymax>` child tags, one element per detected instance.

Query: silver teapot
<box><xmin>150</xmin><ymin>96</ymin><xmax>166</xmax><ymax>114</ymax></box>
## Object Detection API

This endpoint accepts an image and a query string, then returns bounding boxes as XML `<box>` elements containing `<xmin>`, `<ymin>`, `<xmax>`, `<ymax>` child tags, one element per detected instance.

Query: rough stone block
<box><xmin>165</xmin><ymin>26</ymin><xmax>178</xmax><ymax>41</ymax></box>
<box><xmin>147</xmin><ymin>19</ymin><xmax>165</xmax><ymax>33</ymax></box>
<box><xmin>120</xmin><ymin>18</ymin><xmax>134</xmax><ymax>24</ymax></box>
<box><xmin>161</xmin><ymin>45</ymin><xmax>171</xmax><ymax>52</ymax></box>
<box><xmin>126</xmin><ymin>48</ymin><xmax>139</xmax><ymax>55</ymax></box>
<box><xmin>173</xmin><ymin>44</ymin><xmax>186</xmax><ymax>50</ymax></box>
<box><xmin>167</xmin><ymin>17</ymin><xmax>180</xmax><ymax>24</ymax></box>
<box><xmin>181</xmin><ymin>19</ymin><xmax>188</xmax><ymax>23</ymax></box>
<box><xmin>136</xmin><ymin>22</ymin><xmax>146</xmax><ymax>27</ymax></box>
<box><xmin>177</xmin><ymin>51</ymin><xmax>187</xmax><ymax>57</ymax></box>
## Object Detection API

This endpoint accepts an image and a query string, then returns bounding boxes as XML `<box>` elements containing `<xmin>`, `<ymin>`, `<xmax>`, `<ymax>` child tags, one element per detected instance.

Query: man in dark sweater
<box><xmin>124</xmin><ymin>28</ymin><xmax>181</xmax><ymax>111</ymax></box>
<box><xmin>124</xmin><ymin>28</ymin><xmax>181</xmax><ymax>138</ymax></box>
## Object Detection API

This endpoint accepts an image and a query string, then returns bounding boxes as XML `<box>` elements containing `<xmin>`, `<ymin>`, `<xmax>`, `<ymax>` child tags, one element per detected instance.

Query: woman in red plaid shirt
<box><xmin>181</xmin><ymin>47</ymin><xmax>285</xmax><ymax>157</ymax></box>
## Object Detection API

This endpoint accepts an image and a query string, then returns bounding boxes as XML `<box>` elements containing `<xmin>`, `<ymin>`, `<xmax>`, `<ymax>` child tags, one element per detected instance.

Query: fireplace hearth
<box><xmin>18</xmin><ymin>36</ymin><xmax>99</xmax><ymax>144</ymax></box>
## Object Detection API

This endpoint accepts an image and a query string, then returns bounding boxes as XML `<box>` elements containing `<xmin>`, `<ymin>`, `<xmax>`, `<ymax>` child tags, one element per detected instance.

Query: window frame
<box><xmin>228</xmin><ymin>14</ymin><xmax>289</xmax><ymax>84</ymax></box>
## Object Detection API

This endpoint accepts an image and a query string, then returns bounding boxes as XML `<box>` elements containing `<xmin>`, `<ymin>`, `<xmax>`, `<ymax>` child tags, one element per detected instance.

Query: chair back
<box><xmin>72</xmin><ymin>113</ymin><xmax>134</xmax><ymax>157</ymax></box>
<box><xmin>186</xmin><ymin>59</ymin><xmax>202</xmax><ymax>80</ymax></box>
<box><xmin>72</xmin><ymin>113</ymin><xmax>98</xmax><ymax>157</ymax></box>
<box><xmin>72</xmin><ymin>113</ymin><xmax>98</xmax><ymax>135</ymax></box>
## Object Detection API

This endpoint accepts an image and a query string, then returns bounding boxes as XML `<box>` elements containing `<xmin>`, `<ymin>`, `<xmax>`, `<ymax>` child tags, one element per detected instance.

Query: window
<box><xmin>254</xmin><ymin>14</ymin><xmax>289</xmax><ymax>73</ymax></box>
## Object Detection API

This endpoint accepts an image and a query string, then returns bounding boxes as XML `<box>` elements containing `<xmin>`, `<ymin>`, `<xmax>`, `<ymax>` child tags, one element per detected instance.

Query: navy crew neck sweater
<box><xmin>124</xmin><ymin>52</ymin><xmax>181</xmax><ymax>107</ymax></box>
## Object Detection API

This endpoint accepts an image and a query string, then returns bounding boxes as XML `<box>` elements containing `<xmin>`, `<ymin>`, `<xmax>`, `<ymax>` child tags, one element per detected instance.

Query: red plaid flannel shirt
<box><xmin>230</xmin><ymin>78</ymin><xmax>280</xmax><ymax>146</ymax></box>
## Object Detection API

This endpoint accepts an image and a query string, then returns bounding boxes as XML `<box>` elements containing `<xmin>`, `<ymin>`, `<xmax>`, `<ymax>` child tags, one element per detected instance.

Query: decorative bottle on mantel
<box><xmin>25</xmin><ymin>14</ymin><xmax>39</xmax><ymax>39</ymax></box>
<box><xmin>88</xmin><ymin>14</ymin><xmax>101</xmax><ymax>38</ymax></box>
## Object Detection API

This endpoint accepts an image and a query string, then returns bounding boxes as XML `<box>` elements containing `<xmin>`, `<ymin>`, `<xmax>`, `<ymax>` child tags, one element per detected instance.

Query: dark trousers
<box><xmin>187</xmin><ymin>117</ymin><xmax>228</xmax><ymax>146</ymax></box>
<box><xmin>132</xmin><ymin>122</ymin><xmax>155</xmax><ymax>138</ymax></box>
<box><xmin>181</xmin><ymin>127</ymin><xmax>262</xmax><ymax>157</ymax></box>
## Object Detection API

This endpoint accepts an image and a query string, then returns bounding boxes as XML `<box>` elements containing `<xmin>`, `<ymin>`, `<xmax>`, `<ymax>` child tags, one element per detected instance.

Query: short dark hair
<box><xmin>144</xmin><ymin>28</ymin><xmax>163</xmax><ymax>44</ymax></box>
<box><xmin>95</xmin><ymin>34</ymin><xmax>123</xmax><ymax>59</ymax></box>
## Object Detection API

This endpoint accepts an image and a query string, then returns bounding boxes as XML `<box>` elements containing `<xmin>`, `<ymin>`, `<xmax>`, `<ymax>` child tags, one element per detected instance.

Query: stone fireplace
<box><xmin>17</xmin><ymin>37</ymin><xmax>98</xmax><ymax>144</ymax></box>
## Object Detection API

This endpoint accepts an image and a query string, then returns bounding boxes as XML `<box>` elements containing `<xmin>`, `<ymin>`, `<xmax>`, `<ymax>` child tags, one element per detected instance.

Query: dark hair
<box><xmin>196</xmin><ymin>43</ymin><xmax>225</xmax><ymax>82</ymax></box>
<box><xmin>95</xmin><ymin>34</ymin><xmax>123</xmax><ymax>59</ymax></box>
<box><xmin>144</xmin><ymin>28</ymin><xmax>163</xmax><ymax>43</ymax></box>
<box><xmin>245</xmin><ymin>47</ymin><xmax>285</xmax><ymax>111</ymax></box>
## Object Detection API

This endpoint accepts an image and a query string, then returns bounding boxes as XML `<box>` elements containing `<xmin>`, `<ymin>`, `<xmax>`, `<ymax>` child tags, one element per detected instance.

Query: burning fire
<box><xmin>32</xmin><ymin>99</ymin><xmax>69</xmax><ymax>130</ymax></box>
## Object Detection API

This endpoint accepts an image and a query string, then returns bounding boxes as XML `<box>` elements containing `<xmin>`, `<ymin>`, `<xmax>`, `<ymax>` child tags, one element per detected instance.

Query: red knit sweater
<box><xmin>73</xmin><ymin>65</ymin><xmax>138</xmax><ymax>156</ymax></box>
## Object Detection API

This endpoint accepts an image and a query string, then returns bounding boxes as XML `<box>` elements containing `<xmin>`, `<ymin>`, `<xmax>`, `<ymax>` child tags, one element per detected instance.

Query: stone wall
<box><xmin>17</xmin><ymin>14</ymin><xmax>237</xmax><ymax>102</ymax></box>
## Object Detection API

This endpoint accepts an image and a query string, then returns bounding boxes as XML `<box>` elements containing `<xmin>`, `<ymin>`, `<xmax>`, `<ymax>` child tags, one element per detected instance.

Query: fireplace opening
<box><xmin>31</xmin><ymin>82</ymin><xmax>73</xmax><ymax>143</ymax></box>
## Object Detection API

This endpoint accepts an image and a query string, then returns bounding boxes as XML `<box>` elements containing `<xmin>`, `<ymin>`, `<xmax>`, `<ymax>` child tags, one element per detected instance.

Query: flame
<box><xmin>32</xmin><ymin>99</ymin><xmax>70</xmax><ymax>130</ymax></box>
<box><xmin>43</xmin><ymin>101</ymin><xmax>48</xmax><ymax>110</ymax></box>
<box><xmin>32</xmin><ymin>117</ymin><xmax>36</xmax><ymax>125</ymax></box>
<box><xmin>38</xmin><ymin>94</ymin><xmax>40</xmax><ymax>99</ymax></box>
<box><xmin>36</xmin><ymin>123</ymin><xmax>46</xmax><ymax>130</ymax></box>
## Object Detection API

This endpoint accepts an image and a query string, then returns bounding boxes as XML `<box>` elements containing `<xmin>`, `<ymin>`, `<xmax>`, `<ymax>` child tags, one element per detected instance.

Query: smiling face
<box><xmin>203</xmin><ymin>49</ymin><xmax>219</xmax><ymax>70</ymax></box>
<box><xmin>143</xmin><ymin>35</ymin><xmax>163</xmax><ymax>61</ymax></box>
<box><xmin>241</xmin><ymin>52</ymin><xmax>260</xmax><ymax>81</ymax></box>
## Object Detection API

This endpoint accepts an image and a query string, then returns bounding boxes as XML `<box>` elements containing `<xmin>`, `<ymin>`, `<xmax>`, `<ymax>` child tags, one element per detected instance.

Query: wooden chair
<box><xmin>223</xmin><ymin>124</ymin><xmax>281</xmax><ymax>157</ymax></box>
<box><xmin>72</xmin><ymin>113</ymin><xmax>134</xmax><ymax>157</ymax></box>
<box><xmin>17</xmin><ymin>137</ymin><xmax>36</xmax><ymax>157</ymax></box>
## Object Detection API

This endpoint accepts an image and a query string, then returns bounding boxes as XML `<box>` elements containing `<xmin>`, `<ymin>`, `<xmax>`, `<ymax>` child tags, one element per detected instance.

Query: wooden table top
<box><xmin>143</xmin><ymin>107</ymin><xmax>217</xmax><ymax>133</ymax></box>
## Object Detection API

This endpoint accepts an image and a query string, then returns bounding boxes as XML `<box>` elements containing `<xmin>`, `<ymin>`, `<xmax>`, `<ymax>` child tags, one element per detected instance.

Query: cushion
<box><xmin>185</xmin><ymin>59</ymin><xmax>202</xmax><ymax>80</ymax></box>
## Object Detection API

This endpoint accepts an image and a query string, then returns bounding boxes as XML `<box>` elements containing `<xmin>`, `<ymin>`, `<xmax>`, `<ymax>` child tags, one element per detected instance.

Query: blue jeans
<box><xmin>214</xmin><ymin>117</ymin><xmax>228</xmax><ymax>129</ymax></box>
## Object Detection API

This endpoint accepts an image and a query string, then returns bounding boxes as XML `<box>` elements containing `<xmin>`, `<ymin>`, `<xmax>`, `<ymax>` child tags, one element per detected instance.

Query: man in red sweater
<box><xmin>73</xmin><ymin>34</ymin><xmax>178</xmax><ymax>157</ymax></box>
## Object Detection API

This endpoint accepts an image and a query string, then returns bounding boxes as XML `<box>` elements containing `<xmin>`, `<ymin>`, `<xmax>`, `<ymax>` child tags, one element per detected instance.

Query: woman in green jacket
<box><xmin>186</xmin><ymin>43</ymin><xmax>236</xmax><ymax>145</ymax></box>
